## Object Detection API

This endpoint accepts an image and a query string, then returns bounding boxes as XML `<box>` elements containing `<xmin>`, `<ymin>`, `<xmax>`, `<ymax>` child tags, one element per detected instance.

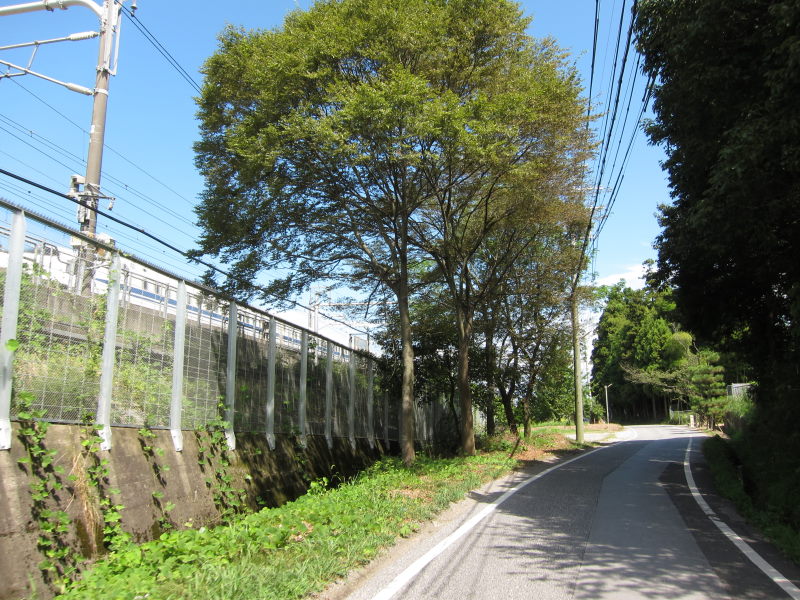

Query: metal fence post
<box><xmin>0</xmin><ymin>210</ymin><xmax>26</xmax><ymax>450</ymax></box>
<box><xmin>96</xmin><ymin>253</ymin><xmax>122</xmax><ymax>451</ymax></box>
<box><xmin>298</xmin><ymin>330</ymin><xmax>308</xmax><ymax>446</ymax></box>
<box><xmin>366</xmin><ymin>360</ymin><xmax>374</xmax><ymax>449</ymax></box>
<box><xmin>224</xmin><ymin>302</ymin><xmax>238</xmax><ymax>450</ymax></box>
<box><xmin>428</xmin><ymin>400</ymin><xmax>434</xmax><ymax>443</ymax></box>
<box><xmin>399</xmin><ymin>399</ymin><xmax>403</xmax><ymax>444</ymax></box>
<box><xmin>347</xmin><ymin>350</ymin><xmax>356</xmax><ymax>449</ymax></box>
<box><xmin>384</xmin><ymin>391</ymin><xmax>389</xmax><ymax>448</ymax></box>
<box><xmin>169</xmin><ymin>280</ymin><xmax>187</xmax><ymax>451</ymax></box>
<box><xmin>265</xmin><ymin>316</ymin><xmax>276</xmax><ymax>450</ymax></box>
<box><xmin>325</xmin><ymin>340</ymin><xmax>333</xmax><ymax>449</ymax></box>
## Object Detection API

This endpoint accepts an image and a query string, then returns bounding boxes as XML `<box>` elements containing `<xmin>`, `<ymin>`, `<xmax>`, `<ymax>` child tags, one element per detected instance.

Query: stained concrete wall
<box><xmin>0</xmin><ymin>423</ymin><xmax>387</xmax><ymax>600</ymax></box>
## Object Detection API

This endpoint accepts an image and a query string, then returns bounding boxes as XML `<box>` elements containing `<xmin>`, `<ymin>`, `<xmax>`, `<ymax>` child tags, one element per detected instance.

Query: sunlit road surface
<box><xmin>331</xmin><ymin>425</ymin><xmax>800</xmax><ymax>600</ymax></box>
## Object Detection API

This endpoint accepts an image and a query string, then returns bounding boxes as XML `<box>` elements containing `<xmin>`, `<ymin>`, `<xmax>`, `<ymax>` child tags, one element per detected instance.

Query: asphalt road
<box><xmin>326</xmin><ymin>425</ymin><xmax>800</xmax><ymax>600</ymax></box>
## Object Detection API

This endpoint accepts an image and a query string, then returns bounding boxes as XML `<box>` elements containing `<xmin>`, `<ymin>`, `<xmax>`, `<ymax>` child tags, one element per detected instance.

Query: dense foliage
<box><xmin>634</xmin><ymin>0</ymin><xmax>800</xmax><ymax>534</ymax></box>
<box><xmin>634</xmin><ymin>0</ymin><xmax>800</xmax><ymax>388</ymax></box>
<box><xmin>591</xmin><ymin>282</ymin><xmax>727</xmax><ymax>426</ymax></box>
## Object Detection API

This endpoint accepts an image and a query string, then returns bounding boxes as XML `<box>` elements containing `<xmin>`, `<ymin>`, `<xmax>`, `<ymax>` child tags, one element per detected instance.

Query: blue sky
<box><xmin>0</xmin><ymin>0</ymin><xmax>667</xmax><ymax>336</ymax></box>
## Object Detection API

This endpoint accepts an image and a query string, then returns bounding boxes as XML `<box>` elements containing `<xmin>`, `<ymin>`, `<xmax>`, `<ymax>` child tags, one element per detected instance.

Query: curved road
<box><xmin>330</xmin><ymin>425</ymin><xmax>800</xmax><ymax>600</ymax></box>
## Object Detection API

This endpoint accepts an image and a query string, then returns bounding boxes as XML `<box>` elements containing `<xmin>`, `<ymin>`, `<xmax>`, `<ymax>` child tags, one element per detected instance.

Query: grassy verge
<box><xmin>703</xmin><ymin>435</ymin><xmax>800</xmax><ymax>564</ymax></box>
<box><xmin>55</xmin><ymin>453</ymin><xmax>518</xmax><ymax>600</ymax></box>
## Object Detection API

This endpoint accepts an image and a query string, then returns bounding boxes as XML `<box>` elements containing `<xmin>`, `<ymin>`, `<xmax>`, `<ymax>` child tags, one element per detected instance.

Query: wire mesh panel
<box><xmin>414</xmin><ymin>401</ymin><xmax>433</xmax><ymax>443</ymax></box>
<box><xmin>387</xmin><ymin>394</ymin><xmax>400</xmax><ymax>442</ymax></box>
<box><xmin>353</xmin><ymin>354</ymin><xmax>370</xmax><ymax>439</ymax></box>
<box><xmin>331</xmin><ymin>345</ymin><xmax>350</xmax><ymax>438</ymax></box>
<box><xmin>0</xmin><ymin>202</ymin><xmax>409</xmax><ymax>446</ymax></box>
<box><xmin>274</xmin><ymin>326</ymin><xmax>301</xmax><ymax>436</ymax></box>
<box><xmin>305</xmin><ymin>335</ymin><xmax>327</xmax><ymax>436</ymax></box>
<box><xmin>182</xmin><ymin>289</ymin><xmax>228</xmax><ymax>429</ymax></box>
<box><xmin>231</xmin><ymin>307</ymin><xmax>268</xmax><ymax>433</ymax></box>
<box><xmin>373</xmin><ymin>387</ymin><xmax>386</xmax><ymax>444</ymax></box>
<box><xmin>111</xmin><ymin>269</ymin><xmax>177</xmax><ymax>428</ymax></box>
<box><xmin>4</xmin><ymin>219</ymin><xmax>102</xmax><ymax>423</ymax></box>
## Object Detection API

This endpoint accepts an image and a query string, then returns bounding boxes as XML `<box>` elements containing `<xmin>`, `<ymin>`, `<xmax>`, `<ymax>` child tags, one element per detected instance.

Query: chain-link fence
<box><xmin>0</xmin><ymin>200</ymin><xmax>439</xmax><ymax>452</ymax></box>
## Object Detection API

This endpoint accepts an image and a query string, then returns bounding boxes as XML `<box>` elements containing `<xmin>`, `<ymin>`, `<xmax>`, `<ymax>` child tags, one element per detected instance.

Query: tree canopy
<box><xmin>634</xmin><ymin>0</ymin><xmax>800</xmax><ymax>534</ymax></box>
<box><xmin>591</xmin><ymin>281</ymin><xmax>727</xmax><ymax>426</ymax></box>
<box><xmin>634</xmin><ymin>0</ymin><xmax>800</xmax><ymax>388</ymax></box>
<box><xmin>194</xmin><ymin>0</ymin><xmax>591</xmax><ymax>458</ymax></box>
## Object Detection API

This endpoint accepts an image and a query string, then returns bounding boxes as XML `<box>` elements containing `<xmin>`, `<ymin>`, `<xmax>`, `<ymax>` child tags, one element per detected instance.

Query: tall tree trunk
<box><xmin>571</xmin><ymin>291</ymin><xmax>584</xmax><ymax>443</ymax></box>
<box><xmin>522</xmin><ymin>377</ymin><xmax>534</xmax><ymax>438</ymax></box>
<box><xmin>499</xmin><ymin>389</ymin><xmax>517</xmax><ymax>435</ymax></box>
<box><xmin>456</xmin><ymin>304</ymin><xmax>475</xmax><ymax>455</ymax></box>
<box><xmin>484</xmin><ymin>318</ymin><xmax>497</xmax><ymax>437</ymax></box>
<box><xmin>398</xmin><ymin>275</ymin><xmax>415</xmax><ymax>466</ymax></box>
<box><xmin>498</xmin><ymin>371</ymin><xmax>518</xmax><ymax>436</ymax></box>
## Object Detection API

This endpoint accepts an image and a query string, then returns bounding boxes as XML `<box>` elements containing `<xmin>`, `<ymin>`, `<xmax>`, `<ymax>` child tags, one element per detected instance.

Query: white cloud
<box><xmin>595</xmin><ymin>264</ymin><xmax>647</xmax><ymax>289</ymax></box>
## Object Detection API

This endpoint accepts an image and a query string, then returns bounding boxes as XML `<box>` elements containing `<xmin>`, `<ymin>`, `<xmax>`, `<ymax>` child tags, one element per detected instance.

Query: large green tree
<box><xmin>591</xmin><ymin>282</ymin><xmax>676</xmax><ymax>421</ymax></box>
<box><xmin>635</xmin><ymin>1</ymin><xmax>800</xmax><ymax>528</ymax></box>
<box><xmin>194</xmin><ymin>0</ymin><xmax>591</xmax><ymax>458</ymax></box>
<box><xmin>634</xmin><ymin>0</ymin><xmax>800</xmax><ymax>388</ymax></box>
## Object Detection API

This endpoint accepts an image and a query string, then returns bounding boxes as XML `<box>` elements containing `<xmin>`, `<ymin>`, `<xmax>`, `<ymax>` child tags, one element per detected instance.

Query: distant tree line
<box><xmin>591</xmin><ymin>280</ymin><xmax>728</xmax><ymax>428</ymax></box>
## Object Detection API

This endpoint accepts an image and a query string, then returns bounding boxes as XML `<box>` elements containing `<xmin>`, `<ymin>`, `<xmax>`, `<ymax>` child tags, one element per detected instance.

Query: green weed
<box><xmin>56</xmin><ymin>452</ymin><xmax>517</xmax><ymax>600</ymax></box>
<box><xmin>703</xmin><ymin>436</ymin><xmax>800</xmax><ymax>564</ymax></box>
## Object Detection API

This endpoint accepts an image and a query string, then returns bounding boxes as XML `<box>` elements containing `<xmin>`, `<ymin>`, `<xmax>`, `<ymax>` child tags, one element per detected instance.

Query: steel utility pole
<box><xmin>80</xmin><ymin>0</ymin><xmax>120</xmax><ymax>238</ymax></box>
<box><xmin>0</xmin><ymin>0</ymin><xmax>124</xmax><ymax>269</ymax></box>
<box><xmin>571</xmin><ymin>291</ymin><xmax>584</xmax><ymax>444</ymax></box>
<box><xmin>604</xmin><ymin>383</ymin><xmax>613</xmax><ymax>424</ymax></box>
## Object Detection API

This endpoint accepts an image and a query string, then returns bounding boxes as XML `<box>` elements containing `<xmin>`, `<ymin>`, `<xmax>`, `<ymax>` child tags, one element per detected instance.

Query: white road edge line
<box><xmin>684</xmin><ymin>436</ymin><xmax>800</xmax><ymax>599</ymax></box>
<box><xmin>371</xmin><ymin>430</ymin><xmax>638</xmax><ymax>600</ymax></box>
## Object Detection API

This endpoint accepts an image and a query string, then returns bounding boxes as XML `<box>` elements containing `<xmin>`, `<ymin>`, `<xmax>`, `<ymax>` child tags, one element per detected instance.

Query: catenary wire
<box><xmin>117</xmin><ymin>3</ymin><xmax>203</xmax><ymax>95</ymax></box>
<box><xmin>0</xmin><ymin>167</ymin><xmax>371</xmax><ymax>335</ymax></box>
<box><xmin>7</xmin><ymin>78</ymin><xmax>197</xmax><ymax>209</ymax></box>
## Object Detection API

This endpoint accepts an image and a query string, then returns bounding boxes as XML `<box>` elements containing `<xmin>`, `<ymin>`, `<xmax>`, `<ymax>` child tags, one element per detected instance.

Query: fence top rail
<box><xmin>0</xmin><ymin>195</ymin><xmax>375</xmax><ymax>359</ymax></box>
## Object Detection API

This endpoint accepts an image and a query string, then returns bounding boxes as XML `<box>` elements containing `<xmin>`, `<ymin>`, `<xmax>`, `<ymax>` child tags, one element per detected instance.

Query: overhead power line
<box><xmin>7</xmin><ymin>78</ymin><xmax>197</xmax><ymax>209</ymax></box>
<box><xmin>0</xmin><ymin>167</ymin><xmax>371</xmax><ymax>336</ymax></box>
<box><xmin>117</xmin><ymin>2</ymin><xmax>202</xmax><ymax>95</ymax></box>
<box><xmin>586</xmin><ymin>0</ymin><xmax>601</xmax><ymax>123</ymax></box>
<box><xmin>593</xmin><ymin>81</ymin><xmax>653</xmax><ymax>244</ymax></box>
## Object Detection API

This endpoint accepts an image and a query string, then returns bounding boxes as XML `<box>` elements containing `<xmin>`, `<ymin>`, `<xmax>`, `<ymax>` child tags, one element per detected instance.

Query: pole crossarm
<box><xmin>0</xmin><ymin>57</ymin><xmax>93</xmax><ymax>93</ymax></box>
<box><xmin>0</xmin><ymin>0</ymin><xmax>123</xmax><ymax>241</ymax></box>
<box><xmin>0</xmin><ymin>0</ymin><xmax>103</xmax><ymax>19</ymax></box>
<box><xmin>0</xmin><ymin>30</ymin><xmax>98</xmax><ymax>51</ymax></box>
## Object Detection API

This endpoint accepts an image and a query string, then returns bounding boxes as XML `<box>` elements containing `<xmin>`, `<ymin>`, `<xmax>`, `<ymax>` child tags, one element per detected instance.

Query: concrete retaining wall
<box><xmin>0</xmin><ymin>423</ymin><xmax>387</xmax><ymax>599</ymax></box>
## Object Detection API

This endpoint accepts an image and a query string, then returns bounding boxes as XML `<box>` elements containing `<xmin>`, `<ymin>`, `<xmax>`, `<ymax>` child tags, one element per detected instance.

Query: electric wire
<box><xmin>0</xmin><ymin>147</ymin><xmax>67</xmax><ymax>190</ymax></box>
<box><xmin>0</xmin><ymin>167</ymin><xmax>371</xmax><ymax>336</ymax></box>
<box><xmin>0</xmin><ymin>173</ymin><xmax>194</xmax><ymax>277</ymax></box>
<box><xmin>573</xmin><ymin>0</ymin><xmax>626</xmax><ymax>288</ymax></box>
<box><xmin>586</xmin><ymin>0</ymin><xmax>601</xmax><ymax>123</ymax></box>
<box><xmin>0</xmin><ymin>109</ymin><xmax>198</xmax><ymax>229</ymax></box>
<box><xmin>7</xmin><ymin>78</ymin><xmax>197</xmax><ymax>209</ymax></box>
<box><xmin>601</xmin><ymin>52</ymin><xmax>641</xmax><ymax>189</ymax></box>
<box><xmin>591</xmin><ymin>0</ymin><xmax>637</xmax><ymax>202</ymax></box>
<box><xmin>593</xmin><ymin>82</ymin><xmax>652</xmax><ymax>243</ymax></box>
<box><xmin>117</xmin><ymin>3</ymin><xmax>203</xmax><ymax>95</ymax></box>
<box><xmin>575</xmin><ymin>0</ymin><xmax>644</xmax><ymax>286</ymax></box>
<box><xmin>0</xmin><ymin>123</ymin><xmax>81</xmax><ymax>173</ymax></box>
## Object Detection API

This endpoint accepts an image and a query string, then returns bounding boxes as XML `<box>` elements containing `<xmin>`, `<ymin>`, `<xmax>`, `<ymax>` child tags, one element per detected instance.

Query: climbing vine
<box><xmin>13</xmin><ymin>382</ymin><xmax>78</xmax><ymax>593</ymax></box>
<box><xmin>80</xmin><ymin>417</ymin><xmax>130</xmax><ymax>552</ymax></box>
<box><xmin>197</xmin><ymin>403</ymin><xmax>248</xmax><ymax>523</ymax></box>
<box><xmin>138</xmin><ymin>425</ymin><xmax>175</xmax><ymax>533</ymax></box>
